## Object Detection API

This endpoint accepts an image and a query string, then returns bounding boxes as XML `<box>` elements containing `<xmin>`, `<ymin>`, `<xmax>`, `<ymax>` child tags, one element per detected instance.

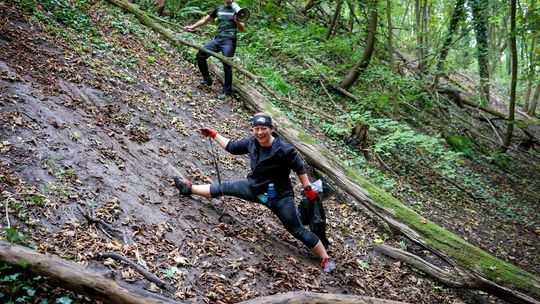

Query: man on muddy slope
<box><xmin>182</xmin><ymin>0</ymin><xmax>244</xmax><ymax>100</ymax></box>
<box><xmin>174</xmin><ymin>113</ymin><xmax>336</xmax><ymax>273</ymax></box>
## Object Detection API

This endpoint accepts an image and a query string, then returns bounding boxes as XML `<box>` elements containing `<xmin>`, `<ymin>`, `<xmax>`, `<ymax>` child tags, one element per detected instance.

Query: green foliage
<box><xmin>3</xmin><ymin>227</ymin><xmax>26</xmax><ymax>245</ymax></box>
<box><xmin>0</xmin><ymin>263</ymin><xmax>73</xmax><ymax>304</ymax></box>
<box><xmin>446</xmin><ymin>134</ymin><xmax>473</xmax><ymax>155</ymax></box>
<box><xmin>488</xmin><ymin>151</ymin><xmax>513</xmax><ymax>171</ymax></box>
<box><xmin>22</xmin><ymin>0</ymin><xmax>96</xmax><ymax>35</ymax></box>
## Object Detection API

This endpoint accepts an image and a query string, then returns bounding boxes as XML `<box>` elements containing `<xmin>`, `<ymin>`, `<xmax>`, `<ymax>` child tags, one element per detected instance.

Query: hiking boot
<box><xmin>173</xmin><ymin>176</ymin><xmax>192</xmax><ymax>196</ymax></box>
<box><xmin>321</xmin><ymin>257</ymin><xmax>336</xmax><ymax>273</ymax></box>
<box><xmin>198</xmin><ymin>78</ymin><xmax>212</xmax><ymax>86</ymax></box>
<box><xmin>217</xmin><ymin>93</ymin><xmax>229</xmax><ymax>100</ymax></box>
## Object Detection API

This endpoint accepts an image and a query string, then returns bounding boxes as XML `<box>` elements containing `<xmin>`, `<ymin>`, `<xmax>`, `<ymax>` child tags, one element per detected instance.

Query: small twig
<box><xmin>98</xmin><ymin>225</ymin><xmax>115</xmax><ymax>240</ymax></box>
<box><xmin>20</xmin><ymin>111</ymin><xmax>44</xmax><ymax>129</ymax></box>
<box><xmin>482</xmin><ymin>113</ymin><xmax>503</xmax><ymax>144</ymax></box>
<box><xmin>374</xmin><ymin>154</ymin><xmax>403</xmax><ymax>189</ymax></box>
<box><xmin>76</xmin><ymin>205</ymin><xmax>128</xmax><ymax>244</ymax></box>
<box><xmin>96</xmin><ymin>252</ymin><xmax>172</xmax><ymax>291</ymax></box>
<box><xmin>4</xmin><ymin>200</ymin><xmax>10</xmax><ymax>228</ymax></box>
<box><xmin>319</xmin><ymin>80</ymin><xmax>345</xmax><ymax>114</ymax></box>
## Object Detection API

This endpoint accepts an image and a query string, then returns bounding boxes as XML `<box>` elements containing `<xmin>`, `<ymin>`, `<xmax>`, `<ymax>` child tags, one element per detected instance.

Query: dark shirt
<box><xmin>210</xmin><ymin>6</ymin><xmax>238</xmax><ymax>38</ymax></box>
<box><xmin>225</xmin><ymin>132</ymin><xmax>306</xmax><ymax>197</ymax></box>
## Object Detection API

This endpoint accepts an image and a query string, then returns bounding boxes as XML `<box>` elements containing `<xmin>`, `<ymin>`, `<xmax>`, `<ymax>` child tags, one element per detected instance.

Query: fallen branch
<box><xmin>333</xmin><ymin>84</ymin><xmax>359</xmax><ymax>101</ymax></box>
<box><xmin>320</xmin><ymin>79</ymin><xmax>346</xmax><ymax>114</ymax></box>
<box><xmin>96</xmin><ymin>252</ymin><xmax>172</xmax><ymax>291</ymax></box>
<box><xmin>77</xmin><ymin>205</ymin><xmax>129</xmax><ymax>244</ymax></box>
<box><xmin>436</xmin><ymin>87</ymin><xmax>539</xmax><ymax>143</ymax></box>
<box><xmin>239</xmin><ymin>291</ymin><xmax>408</xmax><ymax>304</ymax></box>
<box><xmin>0</xmin><ymin>241</ymin><xmax>184</xmax><ymax>304</ymax></box>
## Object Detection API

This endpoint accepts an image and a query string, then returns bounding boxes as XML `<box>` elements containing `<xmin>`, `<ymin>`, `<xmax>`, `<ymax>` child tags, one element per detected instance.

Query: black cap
<box><xmin>252</xmin><ymin>114</ymin><xmax>273</xmax><ymax>128</ymax></box>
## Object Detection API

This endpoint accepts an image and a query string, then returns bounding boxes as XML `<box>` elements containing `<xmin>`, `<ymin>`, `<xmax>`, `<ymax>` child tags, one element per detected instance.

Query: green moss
<box><xmin>298</xmin><ymin>130</ymin><xmax>318</xmax><ymax>145</ymax></box>
<box><xmin>325</xmin><ymin>154</ymin><xmax>539</xmax><ymax>295</ymax></box>
<box><xmin>358</xmin><ymin>176</ymin><xmax>540</xmax><ymax>295</ymax></box>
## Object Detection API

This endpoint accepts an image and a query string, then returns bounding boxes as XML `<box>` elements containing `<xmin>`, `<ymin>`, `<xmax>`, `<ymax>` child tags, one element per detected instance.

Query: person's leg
<box><xmin>219</xmin><ymin>37</ymin><xmax>237</xmax><ymax>96</ymax></box>
<box><xmin>209</xmin><ymin>179</ymin><xmax>258</xmax><ymax>202</ymax></box>
<box><xmin>174</xmin><ymin>177</ymin><xmax>258</xmax><ymax>202</ymax></box>
<box><xmin>271</xmin><ymin>196</ymin><xmax>336</xmax><ymax>272</ymax></box>
<box><xmin>196</xmin><ymin>38</ymin><xmax>221</xmax><ymax>84</ymax></box>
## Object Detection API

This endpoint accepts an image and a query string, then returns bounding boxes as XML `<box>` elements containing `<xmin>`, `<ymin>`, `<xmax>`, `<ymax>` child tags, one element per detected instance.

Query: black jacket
<box><xmin>225</xmin><ymin>132</ymin><xmax>306</xmax><ymax>197</ymax></box>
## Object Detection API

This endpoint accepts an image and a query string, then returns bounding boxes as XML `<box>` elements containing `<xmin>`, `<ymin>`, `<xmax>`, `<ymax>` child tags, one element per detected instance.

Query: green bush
<box><xmin>446</xmin><ymin>134</ymin><xmax>474</xmax><ymax>155</ymax></box>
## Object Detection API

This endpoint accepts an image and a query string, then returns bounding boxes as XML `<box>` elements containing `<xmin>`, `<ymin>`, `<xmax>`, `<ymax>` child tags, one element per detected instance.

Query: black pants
<box><xmin>210</xmin><ymin>179</ymin><xmax>320</xmax><ymax>249</ymax></box>
<box><xmin>196</xmin><ymin>36</ymin><xmax>237</xmax><ymax>95</ymax></box>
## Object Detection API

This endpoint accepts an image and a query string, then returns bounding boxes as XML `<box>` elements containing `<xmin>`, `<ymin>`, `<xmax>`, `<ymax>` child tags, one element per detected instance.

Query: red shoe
<box><xmin>321</xmin><ymin>257</ymin><xmax>336</xmax><ymax>273</ymax></box>
<box><xmin>173</xmin><ymin>176</ymin><xmax>192</xmax><ymax>196</ymax></box>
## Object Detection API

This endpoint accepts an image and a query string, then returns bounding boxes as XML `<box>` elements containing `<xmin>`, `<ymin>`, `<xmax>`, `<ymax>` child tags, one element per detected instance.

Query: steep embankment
<box><xmin>0</xmin><ymin>2</ymin><xmax>536</xmax><ymax>304</ymax></box>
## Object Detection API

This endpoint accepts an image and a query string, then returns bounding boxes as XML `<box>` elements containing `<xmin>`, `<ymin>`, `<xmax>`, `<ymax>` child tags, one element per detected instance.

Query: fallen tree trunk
<box><xmin>239</xmin><ymin>291</ymin><xmax>408</xmax><ymax>304</ymax></box>
<box><xmin>106</xmin><ymin>1</ymin><xmax>540</xmax><ymax>303</ymax></box>
<box><xmin>436</xmin><ymin>87</ymin><xmax>539</xmax><ymax>143</ymax></box>
<box><xmin>374</xmin><ymin>245</ymin><xmax>540</xmax><ymax>304</ymax></box>
<box><xmin>0</xmin><ymin>241</ymin><xmax>184</xmax><ymax>304</ymax></box>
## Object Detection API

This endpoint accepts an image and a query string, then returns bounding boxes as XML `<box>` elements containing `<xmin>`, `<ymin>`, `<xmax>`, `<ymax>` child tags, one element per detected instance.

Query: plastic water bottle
<box><xmin>267</xmin><ymin>183</ymin><xmax>276</xmax><ymax>207</ymax></box>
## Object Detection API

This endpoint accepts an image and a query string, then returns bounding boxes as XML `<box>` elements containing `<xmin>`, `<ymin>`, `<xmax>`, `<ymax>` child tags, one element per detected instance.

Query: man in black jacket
<box><xmin>174</xmin><ymin>113</ymin><xmax>336</xmax><ymax>273</ymax></box>
<box><xmin>183</xmin><ymin>0</ymin><xmax>244</xmax><ymax>100</ymax></box>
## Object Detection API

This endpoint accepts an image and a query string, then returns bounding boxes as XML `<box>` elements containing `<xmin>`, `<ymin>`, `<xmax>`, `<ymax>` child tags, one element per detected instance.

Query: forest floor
<box><xmin>0</xmin><ymin>3</ymin><xmax>538</xmax><ymax>304</ymax></box>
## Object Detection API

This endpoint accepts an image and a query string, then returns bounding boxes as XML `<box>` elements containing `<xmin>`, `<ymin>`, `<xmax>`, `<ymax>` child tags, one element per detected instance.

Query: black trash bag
<box><xmin>299</xmin><ymin>181</ymin><xmax>333</xmax><ymax>249</ymax></box>
<box><xmin>298</xmin><ymin>196</ymin><xmax>329</xmax><ymax>249</ymax></box>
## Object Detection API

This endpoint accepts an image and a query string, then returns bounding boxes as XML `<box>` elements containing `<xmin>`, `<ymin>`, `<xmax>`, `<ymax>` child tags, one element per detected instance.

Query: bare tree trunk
<box><xmin>387</xmin><ymin>0</ymin><xmax>399</xmax><ymax>117</ymax></box>
<box><xmin>470</xmin><ymin>0</ymin><xmax>491</xmax><ymax>103</ymax></box>
<box><xmin>326</xmin><ymin>0</ymin><xmax>344</xmax><ymax>39</ymax></box>
<box><xmin>522</xmin><ymin>34</ymin><xmax>536</xmax><ymax>111</ymax></box>
<box><xmin>303</xmin><ymin>0</ymin><xmax>320</xmax><ymax>13</ymax></box>
<box><xmin>337</xmin><ymin>1</ymin><xmax>378</xmax><ymax>90</ymax></box>
<box><xmin>501</xmin><ymin>0</ymin><xmax>518</xmax><ymax>151</ymax></box>
<box><xmin>434</xmin><ymin>0</ymin><xmax>466</xmax><ymax>86</ymax></box>
<box><xmin>419</xmin><ymin>0</ymin><xmax>428</xmax><ymax>71</ymax></box>
<box><xmin>154</xmin><ymin>0</ymin><xmax>166</xmax><ymax>16</ymax></box>
<box><xmin>528</xmin><ymin>79</ymin><xmax>540</xmax><ymax>115</ymax></box>
<box><xmin>415</xmin><ymin>0</ymin><xmax>423</xmax><ymax>70</ymax></box>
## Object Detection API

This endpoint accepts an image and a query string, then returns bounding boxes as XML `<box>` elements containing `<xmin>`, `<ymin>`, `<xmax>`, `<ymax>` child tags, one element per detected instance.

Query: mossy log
<box><xmin>0</xmin><ymin>241</ymin><xmax>183</xmax><ymax>304</ymax></box>
<box><xmin>105</xmin><ymin>1</ymin><xmax>540</xmax><ymax>303</ymax></box>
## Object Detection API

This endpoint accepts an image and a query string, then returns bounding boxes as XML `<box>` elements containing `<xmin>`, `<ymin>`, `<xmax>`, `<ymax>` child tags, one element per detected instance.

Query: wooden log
<box><xmin>375</xmin><ymin>245</ymin><xmax>540</xmax><ymax>304</ymax></box>
<box><xmin>239</xmin><ymin>291</ymin><xmax>408</xmax><ymax>304</ymax></box>
<box><xmin>0</xmin><ymin>241</ymin><xmax>183</xmax><ymax>304</ymax></box>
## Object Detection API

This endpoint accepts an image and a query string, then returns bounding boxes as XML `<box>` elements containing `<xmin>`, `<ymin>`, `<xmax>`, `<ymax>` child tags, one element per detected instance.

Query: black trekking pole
<box><xmin>205</xmin><ymin>136</ymin><xmax>231</xmax><ymax>222</ymax></box>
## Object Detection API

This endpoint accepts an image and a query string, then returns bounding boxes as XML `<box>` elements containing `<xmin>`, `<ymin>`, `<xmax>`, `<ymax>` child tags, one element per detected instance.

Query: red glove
<box><xmin>304</xmin><ymin>185</ymin><xmax>318</xmax><ymax>201</ymax></box>
<box><xmin>200</xmin><ymin>128</ymin><xmax>217</xmax><ymax>138</ymax></box>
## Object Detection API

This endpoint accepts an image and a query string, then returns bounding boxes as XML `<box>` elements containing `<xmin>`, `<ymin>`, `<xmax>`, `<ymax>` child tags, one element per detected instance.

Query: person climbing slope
<box><xmin>182</xmin><ymin>0</ymin><xmax>245</xmax><ymax>100</ymax></box>
<box><xmin>174</xmin><ymin>113</ymin><xmax>336</xmax><ymax>273</ymax></box>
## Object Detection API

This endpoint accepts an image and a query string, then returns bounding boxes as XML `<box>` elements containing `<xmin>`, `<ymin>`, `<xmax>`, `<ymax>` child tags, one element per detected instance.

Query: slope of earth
<box><xmin>0</xmin><ymin>2</ymin><xmax>530</xmax><ymax>304</ymax></box>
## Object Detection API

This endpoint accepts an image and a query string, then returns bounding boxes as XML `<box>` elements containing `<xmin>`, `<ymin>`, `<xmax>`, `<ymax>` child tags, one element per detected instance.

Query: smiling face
<box><xmin>253</xmin><ymin>126</ymin><xmax>273</xmax><ymax>147</ymax></box>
